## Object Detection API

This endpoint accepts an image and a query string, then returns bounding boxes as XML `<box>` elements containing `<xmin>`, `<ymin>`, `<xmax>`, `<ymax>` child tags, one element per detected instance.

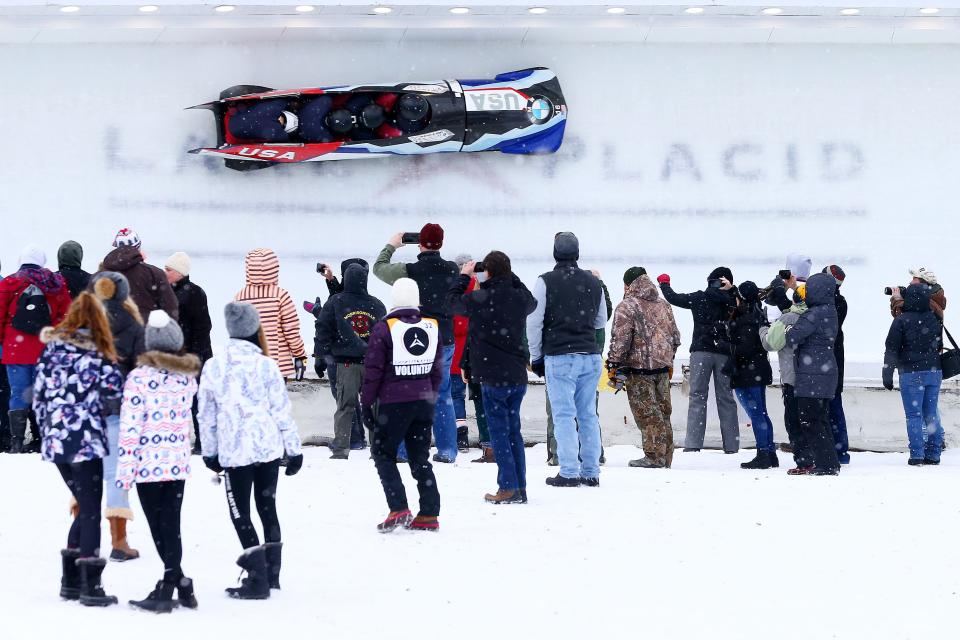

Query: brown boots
<box><xmin>472</xmin><ymin>447</ymin><xmax>495</xmax><ymax>464</ymax></box>
<box><xmin>108</xmin><ymin>517</ymin><xmax>140</xmax><ymax>562</ymax></box>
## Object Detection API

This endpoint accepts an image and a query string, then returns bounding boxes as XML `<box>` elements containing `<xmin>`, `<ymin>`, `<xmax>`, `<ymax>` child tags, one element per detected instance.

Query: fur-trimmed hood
<box><xmin>136</xmin><ymin>350</ymin><xmax>201</xmax><ymax>376</ymax></box>
<box><xmin>39</xmin><ymin>326</ymin><xmax>98</xmax><ymax>351</ymax></box>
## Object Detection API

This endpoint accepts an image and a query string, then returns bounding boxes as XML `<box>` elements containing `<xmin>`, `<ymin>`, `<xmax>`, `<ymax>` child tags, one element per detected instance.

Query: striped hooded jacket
<box><xmin>234</xmin><ymin>249</ymin><xmax>306</xmax><ymax>378</ymax></box>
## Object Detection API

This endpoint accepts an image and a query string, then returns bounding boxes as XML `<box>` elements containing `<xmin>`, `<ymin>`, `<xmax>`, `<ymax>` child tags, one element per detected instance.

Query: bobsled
<box><xmin>187</xmin><ymin>67</ymin><xmax>566</xmax><ymax>171</ymax></box>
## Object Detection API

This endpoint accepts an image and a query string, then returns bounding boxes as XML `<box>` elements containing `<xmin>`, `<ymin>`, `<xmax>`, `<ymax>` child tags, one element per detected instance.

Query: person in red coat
<box><xmin>0</xmin><ymin>244</ymin><xmax>71</xmax><ymax>453</ymax></box>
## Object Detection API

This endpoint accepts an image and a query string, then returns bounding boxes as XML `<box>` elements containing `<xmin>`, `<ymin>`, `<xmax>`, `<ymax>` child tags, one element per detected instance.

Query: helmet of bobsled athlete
<box><xmin>397</xmin><ymin>94</ymin><xmax>429</xmax><ymax>122</ymax></box>
<box><xmin>280</xmin><ymin>110</ymin><xmax>299</xmax><ymax>133</ymax></box>
<box><xmin>360</xmin><ymin>103</ymin><xmax>386</xmax><ymax>130</ymax></box>
<box><xmin>326</xmin><ymin>108</ymin><xmax>355</xmax><ymax>135</ymax></box>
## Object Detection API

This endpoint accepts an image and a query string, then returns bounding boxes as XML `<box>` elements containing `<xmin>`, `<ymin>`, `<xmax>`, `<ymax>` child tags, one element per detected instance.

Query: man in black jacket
<box><xmin>659</xmin><ymin>267</ymin><xmax>740</xmax><ymax>453</ymax></box>
<box><xmin>56</xmin><ymin>240</ymin><xmax>91</xmax><ymax>298</ymax></box>
<box><xmin>316</xmin><ymin>264</ymin><xmax>386</xmax><ymax>459</ymax></box>
<box><xmin>447</xmin><ymin>251</ymin><xmax>537</xmax><ymax>503</ymax></box>
<box><xmin>164</xmin><ymin>252</ymin><xmax>213</xmax><ymax>453</ymax></box>
<box><xmin>373</xmin><ymin>223</ymin><xmax>460</xmax><ymax>462</ymax></box>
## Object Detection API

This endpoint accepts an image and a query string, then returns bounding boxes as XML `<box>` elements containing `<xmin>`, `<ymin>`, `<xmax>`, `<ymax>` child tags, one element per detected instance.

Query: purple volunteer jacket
<box><xmin>360</xmin><ymin>308</ymin><xmax>444</xmax><ymax>407</ymax></box>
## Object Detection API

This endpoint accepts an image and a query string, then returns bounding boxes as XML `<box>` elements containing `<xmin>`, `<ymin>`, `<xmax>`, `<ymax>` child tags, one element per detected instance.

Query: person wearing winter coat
<box><xmin>527</xmin><ymin>232</ymin><xmax>607</xmax><ymax>487</ymax></box>
<box><xmin>373</xmin><ymin>224</ymin><xmax>460</xmax><ymax>462</ymax></box>
<box><xmin>102</xmin><ymin>228</ymin><xmax>179</xmax><ymax>323</ymax></box>
<box><xmin>164</xmin><ymin>252</ymin><xmax>213</xmax><ymax>453</ymax></box>
<box><xmin>91</xmin><ymin>272</ymin><xmax>145</xmax><ymax>562</ymax></box>
<box><xmin>889</xmin><ymin>267</ymin><xmax>946</xmax><ymax>321</ymax></box>
<box><xmin>315</xmin><ymin>264</ymin><xmax>386</xmax><ymax>458</ymax></box>
<box><xmin>882</xmin><ymin>283</ymin><xmax>944</xmax><ymax>465</ymax></box>
<box><xmin>33</xmin><ymin>292</ymin><xmax>124</xmax><ymax>607</ymax></box>
<box><xmin>56</xmin><ymin>241</ymin><xmax>91</xmax><ymax>299</ymax></box>
<box><xmin>450</xmin><ymin>253</ymin><xmax>475</xmax><ymax>452</ymax></box>
<box><xmin>0</xmin><ymin>244</ymin><xmax>72</xmax><ymax>454</ymax></box>
<box><xmin>607</xmin><ymin>268</ymin><xmax>682</xmax><ymax>469</ymax></box>
<box><xmin>823</xmin><ymin>265</ymin><xmax>850</xmax><ymax>464</ymax></box>
<box><xmin>198</xmin><ymin>302</ymin><xmax>304</xmax><ymax>600</ymax></box>
<box><xmin>117</xmin><ymin>311</ymin><xmax>200</xmax><ymax>613</ymax></box>
<box><xmin>728</xmin><ymin>282</ymin><xmax>777</xmax><ymax>469</ymax></box>
<box><xmin>447</xmin><ymin>252</ymin><xmax>537</xmax><ymax>504</ymax></box>
<box><xmin>785</xmin><ymin>272</ymin><xmax>841</xmax><ymax>475</ymax></box>
<box><xmin>361</xmin><ymin>278</ymin><xmax>445</xmax><ymax>532</ymax></box>
<box><xmin>763</xmin><ymin>253</ymin><xmax>813</xmax><ymax>315</ymax></box>
<box><xmin>658</xmin><ymin>267</ymin><xmax>739</xmax><ymax>453</ymax></box>
<box><xmin>235</xmin><ymin>248</ymin><xmax>307</xmax><ymax>380</ymax></box>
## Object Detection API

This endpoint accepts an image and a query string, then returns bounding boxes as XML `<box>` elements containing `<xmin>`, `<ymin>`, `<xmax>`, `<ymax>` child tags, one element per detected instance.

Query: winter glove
<box><xmin>203</xmin><ymin>456</ymin><xmax>223</xmax><ymax>473</ymax></box>
<box><xmin>530</xmin><ymin>358</ymin><xmax>545</xmax><ymax>378</ymax></box>
<box><xmin>361</xmin><ymin>405</ymin><xmax>377</xmax><ymax>431</ymax></box>
<box><xmin>882</xmin><ymin>365</ymin><xmax>895</xmax><ymax>391</ymax></box>
<box><xmin>302</xmin><ymin>300</ymin><xmax>315</xmax><ymax>314</ymax></box>
<box><xmin>657</xmin><ymin>274</ymin><xmax>671</xmax><ymax>285</ymax></box>
<box><xmin>293</xmin><ymin>357</ymin><xmax>307</xmax><ymax>381</ymax></box>
<box><xmin>314</xmin><ymin>357</ymin><xmax>326</xmax><ymax>379</ymax></box>
<box><xmin>285</xmin><ymin>454</ymin><xmax>304</xmax><ymax>476</ymax></box>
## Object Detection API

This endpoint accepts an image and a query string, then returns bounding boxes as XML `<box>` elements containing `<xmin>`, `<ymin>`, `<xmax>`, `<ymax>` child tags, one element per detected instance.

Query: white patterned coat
<box><xmin>197</xmin><ymin>338</ymin><xmax>302</xmax><ymax>468</ymax></box>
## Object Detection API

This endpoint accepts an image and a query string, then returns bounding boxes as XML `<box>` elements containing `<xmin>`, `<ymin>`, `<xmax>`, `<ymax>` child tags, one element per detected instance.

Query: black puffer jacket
<box><xmin>446</xmin><ymin>273</ymin><xmax>537</xmax><ymax>386</ymax></box>
<box><xmin>834</xmin><ymin>287</ymin><xmax>848</xmax><ymax>395</ymax></box>
<box><xmin>728</xmin><ymin>282</ymin><xmax>773</xmax><ymax>389</ymax></box>
<box><xmin>103</xmin><ymin>299</ymin><xmax>145</xmax><ymax>377</ymax></box>
<box><xmin>786</xmin><ymin>273</ymin><xmax>838</xmax><ymax>399</ymax></box>
<box><xmin>315</xmin><ymin>265</ymin><xmax>386</xmax><ymax>364</ymax></box>
<box><xmin>172</xmin><ymin>276</ymin><xmax>213</xmax><ymax>362</ymax></box>
<box><xmin>884</xmin><ymin>284</ymin><xmax>942</xmax><ymax>375</ymax></box>
<box><xmin>661</xmin><ymin>277</ymin><xmax>737</xmax><ymax>354</ymax></box>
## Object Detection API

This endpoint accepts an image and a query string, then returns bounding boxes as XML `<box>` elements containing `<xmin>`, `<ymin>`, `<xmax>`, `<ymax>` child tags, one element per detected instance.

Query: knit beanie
<box><xmin>553</xmin><ymin>232</ymin><xmax>579</xmax><ymax>261</ymax></box>
<box><xmin>909</xmin><ymin>267</ymin><xmax>937</xmax><ymax>285</ymax></box>
<box><xmin>225</xmin><ymin>302</ymin><xmax>261</xmax><ymax>339</ymax></box>
<box><xmin>623</xmin><ymin>266</ymin><xmax>647</xmax><ymax>286</ymax></box>
<box><xmin>823</xmin><ymin>265</ymin><xmax>846</xmax><ymax>286</ymax></box>
<box><xmin>113</xmin><ymin>228</ymin><xmax>141</xmax><ymax>249</ymax></box>
<box><xmin>145</xmin><ymin>310</ymin><xmax>184</xmax><ymax>353</ymax></box>
<box><xmin>91</xmin><ymin>271</ymin><xmax>131</xmax><ymax>302</ymax></box>
<box><xmin>420</xmin><ymin>223</ymin><xmax>444</xmax><ymax>251</ymax></box>
<box><xmin>707</xmin><ymin>266</ymin><xmax>733</xmax><ymax>284</ymax></box>
<box><xmin>390</xmin><ymin>278</ymin><xmax>420</xmax><ymax>310</ymax></box>
<box><xmin>738</xmin><ymin>281</ymin><xmax>760</xmax><ymax>303</ymax></box>
<box><xmin>18</xmin><ymin>243</ymin><xmax>46</xmax><ymax>268</ymax></box>
<box><xmin>57</xmin><ymin>241</ymin><xmax>83</xmax><ymax>269</ymax></box>
<box><xmin>785</xmin><ymin>253</ymin><xmax>812</xmax><ymax>281</ymax></box>
<box><xmin>165</xmin><ymin>252</ymin><xmax>191</xmax><ymax>277</ymax></box>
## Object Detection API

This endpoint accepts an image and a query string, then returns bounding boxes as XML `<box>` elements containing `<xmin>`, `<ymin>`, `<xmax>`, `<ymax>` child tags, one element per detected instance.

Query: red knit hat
<box><xmin>420</xmin><ymin>223</ymin><xmax>444</xmax><ymax>250</ymax></box>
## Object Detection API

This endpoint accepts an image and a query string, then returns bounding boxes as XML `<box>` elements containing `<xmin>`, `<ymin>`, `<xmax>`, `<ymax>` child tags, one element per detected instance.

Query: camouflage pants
<box><xmin>625</xmin><ymin>372</ymin><xmax>674</xmax><ymax>467</ymax></box>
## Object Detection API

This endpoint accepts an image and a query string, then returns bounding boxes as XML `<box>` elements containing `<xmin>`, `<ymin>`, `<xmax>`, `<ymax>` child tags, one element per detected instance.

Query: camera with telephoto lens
<box><xmin>316</xmin><ymin>263</ymin><xmax>328</xmax><ymax>274</ymax></box>
<box><xmin>474</xmin><ymin>262</ymin><xmax>486</xmax><ymax>273</ymax></box>
<box><xmin>884</xmin><ymin>286</ymin><xmax>906</xmax><ymax>296</ymax></box>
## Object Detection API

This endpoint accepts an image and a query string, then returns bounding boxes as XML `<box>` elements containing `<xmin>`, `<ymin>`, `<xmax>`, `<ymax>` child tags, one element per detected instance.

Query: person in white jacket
<box><xmin>198</xmin><ymin>302</ymin><xmax>303</xmax><ymax>601</ymax></box>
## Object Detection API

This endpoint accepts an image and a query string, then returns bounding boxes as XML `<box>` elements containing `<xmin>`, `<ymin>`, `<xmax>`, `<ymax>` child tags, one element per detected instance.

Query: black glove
<box><xmin>361</xmin><ymin>404</ymin><xmax>377</xmax><ymax>431</ymax></box>
<box><xmin>531</xmin><ymin>358</ymin><xmax>545</xmax><ymax>378</ymax></box>
<box><xmin>203</xmin><ymin>456</ymin><xmax>223</xmax><ymax>473</ymax></box>
<box><xmin>285</xmin><ymin>454</ymin><xmax>303</xmax><ymax>476</ymax></box>
<box><xmin>314</xmin><ymin>357</ymin><xmax>326</xmax><ymax>379</ymax></box>
<box><xmin>882</xmin><ymin>365</ymin><xmax>895</xmax><ymax>391</ymax></box>
<box><xmin>293</xmin><ymin>357</ymin><xmax>307</xmax><ymax>381</ymax></box>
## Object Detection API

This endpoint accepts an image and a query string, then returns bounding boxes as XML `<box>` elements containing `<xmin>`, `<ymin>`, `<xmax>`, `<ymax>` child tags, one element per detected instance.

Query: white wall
<box><xmin>0</xmin><ymin>42</ymin><xmax>956</xmax><ymax>372</ymax></box>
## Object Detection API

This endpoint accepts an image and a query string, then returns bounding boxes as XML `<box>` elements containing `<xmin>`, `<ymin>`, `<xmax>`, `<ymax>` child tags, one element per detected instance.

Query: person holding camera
<box><xmin>889</xmin><ymin>267</ymin><xmax>946</xmax><ymax>322</ymax></box>
<box><xmin>372</xmin><ymin>224</ymin><xmax>460</xmax><ymax>463</ymax></box>
<box><xmin>658</xmin><ymin>267</ymin><xmax>739</xmax><ymax>453</ymax></box>
<box><xmin>315</xmin><ymin>263</ymin><xmax>386</xmax><ymax>459</ymax></box>
<box><xmin>882</xmin><ymin>283</ymin><xmax>944</xmax><ymax>465</ymax></box>
<box><xmin>607</xmin><ymin>267</ymin><xmax>682</xmax><ymax>469</ymax></box>
<box><xmin>447</xmin><ymin>251</ymin><xmax>537</xmax><ymax>503</ymax></box>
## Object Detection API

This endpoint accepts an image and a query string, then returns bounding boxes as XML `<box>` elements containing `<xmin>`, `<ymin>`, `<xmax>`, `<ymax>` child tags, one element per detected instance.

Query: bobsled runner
<box><xmin>187</xmin><ymin>67</ymin><xmax>566</xmax><ymax>171</ymax></box>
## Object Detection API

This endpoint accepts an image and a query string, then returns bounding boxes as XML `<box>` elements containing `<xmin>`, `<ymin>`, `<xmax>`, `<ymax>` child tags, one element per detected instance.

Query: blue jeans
<box><xmin>102</xmin><ymin>414</ymin><xmax>131</xmax><ymax>514</ymax></box>
<box><xmin>734</xmin><ymin>386</ymin><xmax>775</xmax><ymax>453</ymax></box>
<box><xmin>482</xmin><ymin>384</ymin><xmax>527</xmax><ymax>491</ymax></box>
<box><xmin>6</xmin><ymin>364</ymin><xmax>37</xmax><ymax>411</ymax></box>
<box><xmin>398</xmin><ymin>345</ymin><xmax>457</xmax><ymax>461</ymax></box>
<box><xmin>450</xmin><ymin>375</ymin><xmax>467</xmax><ymax>421</ymax></box>
<box><xmin>829</xmin><ymin>394</ymin><xmax>850</xmax><ymax>463</ymax></box>
<box><xmin>545</xmin><ymin>353</ymin><xmax>602</xmax><ymax>480</ymax></box>
<box><xmin>898</xmin><ymin>370</ymin><xmax>944</xmax><ymax>461</ymax></box>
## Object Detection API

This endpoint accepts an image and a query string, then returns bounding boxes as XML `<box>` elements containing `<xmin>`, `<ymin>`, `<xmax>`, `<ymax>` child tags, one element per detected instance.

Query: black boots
<box><xmin>76</xmin><ymin>557</ymin><xmax>118</xmax><ymax>607</ymax></box>
<box><xmin>740</xmin><ymin>450</ymin><xmax>780</xmax><ymax>470</ymax></box>
<box><xmin>177</xmin><ymin>577</ymin><xmax>198</xmax><ymax>609</ymax></box>
<box><xmin>456</xmin><ymin>424</ymin><xmax>470</xmax><ymax>452</ymax></box>
<box><xmin>8</xmin><ymin>409</ymin><xmax>26</xmax><ymax>454</ymax></box>
<box><xmin>24</xmin><ymin>410</ymin><xmax>41</xmax><ymax>453</ymax></box>
<box><xmin>225</xmin><ymin>545</ymin><xmax>270</xmax><ymax>600</ymax></box>
<box><xmin>129</xmin><ymin>580</ymin><xmax>177</xmax><ymax>614</ymax></box>
<box><xmin>264</xmin><ymin>542</ymin><xmax>283</xmax><ymax>590</ymax></box>
<box><xmin>59</xmin><ymin>549</ymin><xmax>81</xmax><ymax>600</ymax></box>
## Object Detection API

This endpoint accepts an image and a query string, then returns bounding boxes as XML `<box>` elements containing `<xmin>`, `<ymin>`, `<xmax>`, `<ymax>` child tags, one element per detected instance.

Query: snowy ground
<box><xmin>3</xmin><ymin>445</ymin><xmax>960</xmax><ymax>639</ymax></box>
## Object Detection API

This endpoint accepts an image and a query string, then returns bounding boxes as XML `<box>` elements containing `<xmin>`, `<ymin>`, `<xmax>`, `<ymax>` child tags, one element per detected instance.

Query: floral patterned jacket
<box><xmin>197</xmin><ymin>338</ymin><xmax>302</xmax><ymax>468</ymax></box>
<box><xmin>33</xmin><ymin>327</ymin><xmax>124</xmax><ymax>464</ymax></box>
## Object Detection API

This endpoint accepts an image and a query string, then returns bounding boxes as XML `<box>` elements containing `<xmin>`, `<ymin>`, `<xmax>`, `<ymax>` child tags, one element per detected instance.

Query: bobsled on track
<box><xmin>187</xmin><ymin>67</ymin><xmax>566</xmax><ymax>171</ymax></box>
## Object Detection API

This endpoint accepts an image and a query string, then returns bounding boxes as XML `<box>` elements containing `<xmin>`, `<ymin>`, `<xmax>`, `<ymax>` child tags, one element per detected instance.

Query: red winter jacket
<box><xmin>0</xmin><ymin>267</ymin><xmax>72</xmax><ymax>365</ymax></box>
<box><xmin>451</xmin><ymin>277</ymin><xmax>477</xmax><ymax>375</ymax></box>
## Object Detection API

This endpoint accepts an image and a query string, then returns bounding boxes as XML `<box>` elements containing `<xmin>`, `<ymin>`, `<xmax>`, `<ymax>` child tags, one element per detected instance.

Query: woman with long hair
<box><xmin>33</xmin><ymin>292</ymin><xmax>123</xmax><ymax>606</ymax></box>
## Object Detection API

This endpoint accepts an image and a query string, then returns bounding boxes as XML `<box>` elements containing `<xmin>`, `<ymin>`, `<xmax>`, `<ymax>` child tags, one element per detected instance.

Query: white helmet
<box><xmin>282</xmin><ymin>110</ymin><xmax>299</xmax><ymax>133</ymax></box>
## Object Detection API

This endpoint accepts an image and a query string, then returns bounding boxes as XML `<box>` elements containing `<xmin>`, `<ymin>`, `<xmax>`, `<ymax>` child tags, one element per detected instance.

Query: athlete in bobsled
<box><xmin>228</xmin><ymin>96</ymin><xmax>339</xmax><ymax>143</ymax></box>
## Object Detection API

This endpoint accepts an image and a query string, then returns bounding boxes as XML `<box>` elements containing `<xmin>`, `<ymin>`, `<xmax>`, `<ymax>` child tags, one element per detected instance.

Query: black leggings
<box><xmin>224</xmin><ymin>459</ymin><xmax>281</xmax><ymax>549</ymax></box>
<box><xmin>137</xmin><ymin>480</ymin><xmax>186</xmax><ymax>583</ymax></box>
<box><xmin>56</xmin><ymin>459</ymin><xmax>103</xmax><ymax>558</ymax></box>
<box><xmin>371</xmin><ymin>400</ymin><xmax>441</xmax><ymax>517</ymax></box>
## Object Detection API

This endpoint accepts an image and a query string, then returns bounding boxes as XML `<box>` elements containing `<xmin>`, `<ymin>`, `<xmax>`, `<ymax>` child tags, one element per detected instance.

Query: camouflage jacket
<box><xmin>608</xmin><ymin>275</ymin><xmax>681</xmax><ymax>371</ymax></box>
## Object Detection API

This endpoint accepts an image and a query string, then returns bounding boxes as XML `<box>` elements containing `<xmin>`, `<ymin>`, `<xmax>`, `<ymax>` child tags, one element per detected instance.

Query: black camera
<box><xmin>474</xmin><ymin>261</ymin><xmax>486</xmax><ymax>273</ymax></box>
<box><xmin>401</xmin><ymin>232</ymin><xmax>420</xmax><ymax>245</ymax></box>
<box><xmin>779</xmin><ymin>269</ymin><xmax>792</xmax><ymax>280</ymax></box>
<box><xmin>708</xmin><ymin>279</ymin><xmax>723</xmax><ymax>289</ymax></box>
<box><xmin>316</xmin><ymin>263</ymin><xmax>328</xmax><ymax>274</ymax></box>
<box><xmin>884</xmin><ymin>286</ymin><xmax>905</xmax><ymax>296</ymax></box>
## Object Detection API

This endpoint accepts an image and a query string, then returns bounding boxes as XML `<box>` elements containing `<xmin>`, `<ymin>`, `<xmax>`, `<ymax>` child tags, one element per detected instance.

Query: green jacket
<box><xmin>372</xmin><ymin>244</ymin><xmax>407</xmax><ymax>285</ymax></box>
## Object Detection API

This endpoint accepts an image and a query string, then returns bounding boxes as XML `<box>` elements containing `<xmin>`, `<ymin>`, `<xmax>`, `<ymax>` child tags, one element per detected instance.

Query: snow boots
<box><xmin>628</xmin><ymin>457</ymin><xmax>668</xmax><ymax>469</ymax></box>
<box><xmin>8</xmin><ymin>409</ymin><xmax>26</xmax><ymax>454</ymax></box>
<box><xmin>456</xmin><ymin>422</ymin><xmax>470</xmax><ymax>453</ymax></box>
<box><xmin>76</xmin><ymin>557</ymin><xmax>118</xmax><ymax>607</ymax></box>
<box><xmin>264</xmin><ymin>542</ymin><xmax>283</xmax><ymax>590</ymax></box>
<box><xmin>484</xmin><ymin>489</ymin><xmax>526</xmax><ymax>504</ymax></box>
<box><xmin>407</xmin><ymin>515</ymin><xmax>440</xmax><ymax>532</ymax></box>
<box><xmin>226</xmin><ymin>545</ymin><xmax>270</xmax><ymax>600</ymax></box>
<box><xmin>740</xmin><ymin>451</ymin><xmax>780</xmax><ymax>470</ymax></box>
<box><xmin>59</xmin><ymin>549</ymin><xmax>81</xmax><ymax>600</ymax></box>
<box><xmin>377</xmin><ymin>509</ymin><xmax>413</xmax><ymax>533</ymax></box>
<box><xmin>108</xmin><ymin>516</ymin><xmax>140</xmax><ymax>562</ymax></box>
<box><xmin>129</xmin><ymin>580</ymin><xmax>177</xmax><ymax>614</ymax></box>
<box><xmin>545</xmin><ymin>474</ymin><xmax>580</xmax><ymax>488</ymax></box>
<box><xmin>472</xmin><ymin>447</ymin><xmax>495</xmax><ymax>463</ymax></box>
<box><xmin>23</xmin><ymin>410</ymin><xmax>41</xmax><ymax>453</ymax></box>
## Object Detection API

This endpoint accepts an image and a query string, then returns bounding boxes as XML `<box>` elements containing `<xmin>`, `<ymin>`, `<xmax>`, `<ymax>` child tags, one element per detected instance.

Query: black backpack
<box><xmin>11</xmin><ymin>284</ymin><xmax>51</xmax><ymax>335</ymax></box>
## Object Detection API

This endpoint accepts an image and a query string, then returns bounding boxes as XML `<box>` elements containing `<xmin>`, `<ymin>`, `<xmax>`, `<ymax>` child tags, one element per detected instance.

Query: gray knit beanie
<box><xmin>225</xmin><ymin>302</ymin><xmax>261</xmax><ymax>338</ymax></box>
<box><xmin>145</xmin><ymin>310</ymin><xmax>184</xmax><ymax>353</ymax></box>
<box><xmin>553</xmin><ymin>232</ymin><xmax>579</xmax><ymax>261</ymax></box>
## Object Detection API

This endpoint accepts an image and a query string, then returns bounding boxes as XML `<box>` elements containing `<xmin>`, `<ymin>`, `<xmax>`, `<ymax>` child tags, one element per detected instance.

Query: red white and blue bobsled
<box><xmin>187</xmin><ymin>67</ymin><xmax>566</xmax><ymax>171</ymax></box>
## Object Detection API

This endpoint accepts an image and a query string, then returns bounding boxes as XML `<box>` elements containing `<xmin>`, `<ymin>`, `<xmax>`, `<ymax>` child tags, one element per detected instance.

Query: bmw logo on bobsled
<box><xmin>187</xmin><ymin>67</ymin><xmax>566</xmax><ymax>171</ymax></box>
